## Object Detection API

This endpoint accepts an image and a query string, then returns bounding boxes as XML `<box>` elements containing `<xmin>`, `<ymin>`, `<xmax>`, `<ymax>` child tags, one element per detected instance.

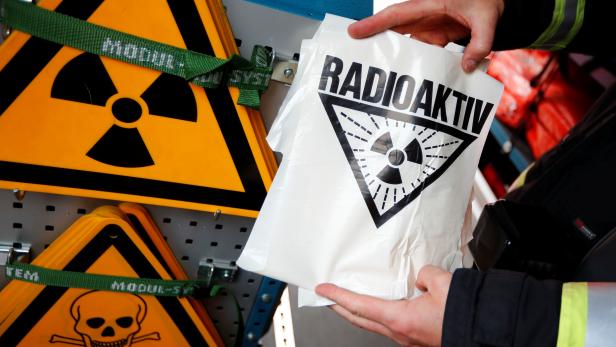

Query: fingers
<box><xmin>316</xmin><ymin>283</ymin><xmax>395</xmax><ymax>325</ymax></box>
<box><xmin>408</xmin><ymin>31</ymin><xmax>451</xmax><ymax>47</ymax></box>
<box><xmin>461</xmin><ymin>8</ymin><xmax>499</xmax><ymax>72</ymax></box>
<box><xmin>348</xmin><ymin>0</ymin><xmax>445</xmax><ymax>38</ymax></box>
<box><xmin>330</xmin><ymin>304</ymin><xmax>394</xmax><ymax>338</ymax></box>
<box><xmin>347</xmin><ymin>0</ymin><xmax>502</xmax><ymax>73</ymax></box>
<box><xmin>415</xmin><ymin>265</ymin><xmax>448</xmax><ymax>291</ymax></box>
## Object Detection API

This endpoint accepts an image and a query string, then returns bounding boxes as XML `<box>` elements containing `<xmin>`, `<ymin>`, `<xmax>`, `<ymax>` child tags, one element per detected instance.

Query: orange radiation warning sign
<box><xmin>0</xmin><ymin>0</ymin><xmax>276</xmax><ymax>217</ymax></box>
<box><xmin>118</xmin><ymin>203</ymin><xmax>224</xmax><ymax>346</ymax></box>
<box><xmin>0</xmin><ymin>206</ymin><xmax>222</xmax><ymax>346</ymax></box>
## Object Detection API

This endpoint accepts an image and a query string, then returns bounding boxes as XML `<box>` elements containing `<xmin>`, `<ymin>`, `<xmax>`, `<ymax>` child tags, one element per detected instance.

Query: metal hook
<box><xmin>13</xmin><ymin>189</ymin><xmax>26</xmax><ymax>201</ymax></box>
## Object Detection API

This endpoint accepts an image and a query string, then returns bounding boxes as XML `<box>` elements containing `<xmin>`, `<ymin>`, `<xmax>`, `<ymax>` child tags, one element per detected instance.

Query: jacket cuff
<box><xmin>471</xmin><ymin>271</ymin><xmax>527</xmax><ymax>345</ymax></box>
<box><xmin>442</xmin><ymin>269</ymin><xmax>484</xmax><ymax>347</ymax></box>
<box><xmin>442</xmin><ymin>269</ymin><xmax>562</xmax><ymax>347</ymax></box>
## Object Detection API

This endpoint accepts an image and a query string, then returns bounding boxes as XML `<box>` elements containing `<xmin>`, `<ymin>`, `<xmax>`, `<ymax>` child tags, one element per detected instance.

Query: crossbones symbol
<box><xmin>50</xmin><ymin>291</ymin><xmax>161</xmax><ymax>347</ymax></box>
<box><xmin>49</xmin><ymin>332</ymin><xmax>161</xmax><ymax>347</ymax></box>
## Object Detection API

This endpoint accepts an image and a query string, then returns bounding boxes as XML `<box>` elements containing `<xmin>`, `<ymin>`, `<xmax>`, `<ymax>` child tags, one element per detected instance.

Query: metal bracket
<box><xmin>197</xmin><ymin>258</ymin><xmax>239</xmax><ymax>286</ymax></box>
<box><xmin>243</xmin><ymin>277</ymin><xmax>285</xmax><ymax>346</ymax></box>
<box><xmin>271</xmin><ymin>59</ymin><xmax>298</xmax><ymax>85</ymax></box>
<box><xmin>0</xmin><ymin>242</ymin><xmax>31</xmax><ymax>266</ymax></box>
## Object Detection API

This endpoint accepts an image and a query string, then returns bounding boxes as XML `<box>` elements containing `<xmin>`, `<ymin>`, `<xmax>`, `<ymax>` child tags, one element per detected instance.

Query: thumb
<box><xmin>415</xmin><ymin>265</ymin><xmax>446</xmax><ymax>292</ymax></box>
<box><xmin>461</xmin><ymin>12</ymin><xmax>498</xmax><ymax>72</ymax></box>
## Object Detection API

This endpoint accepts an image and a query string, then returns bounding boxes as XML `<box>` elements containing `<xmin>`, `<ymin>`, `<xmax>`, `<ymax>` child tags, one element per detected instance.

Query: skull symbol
<box><xmin>70</xmin><ymin>291</ymin><xmax>147</xmax><ymax>347</ymax></box>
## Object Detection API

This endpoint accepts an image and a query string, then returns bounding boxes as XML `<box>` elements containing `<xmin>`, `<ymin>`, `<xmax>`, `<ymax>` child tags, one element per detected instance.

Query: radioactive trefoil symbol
<box><xmin>50</xmin><ymin>290</ymin><xmax>161</xmax><ymax>347</ymax></box>
<box><xmin>51</xmin><ymin>53</ymin><xmax>198</xmax><ymax>168</ymax></box>
<box><xmin>319</xmin><ymin>93</ymin><xmax>477</xmax><ymax>228</ymax></box>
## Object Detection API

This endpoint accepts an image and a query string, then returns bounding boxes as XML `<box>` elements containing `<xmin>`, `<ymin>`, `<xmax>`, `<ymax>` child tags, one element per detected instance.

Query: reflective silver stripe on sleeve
<box><xmin>586</xmin><ymin>283</ymin><xmax>616</xmax><ymax>347</ymax></box>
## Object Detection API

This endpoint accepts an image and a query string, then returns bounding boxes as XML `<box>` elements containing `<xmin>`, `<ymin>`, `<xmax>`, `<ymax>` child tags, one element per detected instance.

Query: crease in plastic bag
<box><xmin>238</xmin><ymin>14</ymin><xmax>503</xmax><ymax>307</ymax></box>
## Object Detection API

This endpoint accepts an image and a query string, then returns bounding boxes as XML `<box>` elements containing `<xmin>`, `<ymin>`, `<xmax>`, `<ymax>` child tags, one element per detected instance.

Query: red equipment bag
<box><xmin>487</xmin><ymin>50</ymin><xmax>595</xmax><ymax>158</ymax></box>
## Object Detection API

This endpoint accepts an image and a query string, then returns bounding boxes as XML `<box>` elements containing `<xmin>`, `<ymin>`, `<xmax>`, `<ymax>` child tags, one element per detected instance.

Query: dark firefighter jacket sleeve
<box><xmin>441</xmin><ymin>1</ymin><xmax>616</xmax><ymax>346</ymax></box>
<box><xmin>442</xmin><ymin>269</ymin><xmax>616</xmax><ymax>346</ymax></box>
<box><xmin>441</xmin><ymin>269</ymin><xmax>562</xmax><ymax>346</ymax></box>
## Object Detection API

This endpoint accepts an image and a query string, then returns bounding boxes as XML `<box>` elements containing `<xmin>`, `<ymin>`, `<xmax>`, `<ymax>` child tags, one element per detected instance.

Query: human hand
<box><xmin>348</xmin><ymin>0</ymin><xmax>505</xmax><ymax>73</ymax></box>
<box><xmin>315</xmin><ymin>266</ymin><xmax>452</xmax><ymax>347</ymax></box>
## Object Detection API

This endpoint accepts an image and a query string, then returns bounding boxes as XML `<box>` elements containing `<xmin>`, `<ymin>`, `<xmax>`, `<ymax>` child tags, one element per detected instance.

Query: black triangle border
<box><xmin>319</xmin><ymin>93</ymin><xmax>478</xmax><ymax>228</ymax></box>
<box><xmin>0</xmin><ymin>0</ymin><xmax>267</xmax><ymax>212</ymax></box>
<box><xmin>0</xmin><ymin>224</ymin><xmax>210</xmax><ymax>346</ymax></box>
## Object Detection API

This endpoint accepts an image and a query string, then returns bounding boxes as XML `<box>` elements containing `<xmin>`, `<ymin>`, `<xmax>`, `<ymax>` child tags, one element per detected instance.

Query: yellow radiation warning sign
<box><xmin>0</xmin><ymin>0</ymin><xmax>276</xmax><ymax>217</ymax></box>
<box><xmin>0</xmin><ymin>206</ymin><xmax>222</xmax><ymax>346</ymax></box>
<box><xmin>118</xmin><ymin>203</ymin><xmax>223</xmax><ymax>346</ymax></box>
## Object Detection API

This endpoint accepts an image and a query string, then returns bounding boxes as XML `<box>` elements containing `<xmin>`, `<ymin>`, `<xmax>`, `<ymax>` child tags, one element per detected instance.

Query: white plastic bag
<box><xmin>238</xmin><ymin>14</ymin><xmax>503</xmax><ymax>306</ymax></box>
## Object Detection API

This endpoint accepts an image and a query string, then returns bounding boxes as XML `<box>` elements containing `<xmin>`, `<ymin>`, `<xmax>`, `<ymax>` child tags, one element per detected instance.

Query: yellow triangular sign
<box><xmin>0</xmin><ymin>206</ymin><xmax>221</xmax><ymax>346</ymax></box>
<box><xmin>118</xmin><ymin>203</ymin><xmax>223</xmax><ymax>346</ymax></box>
<box><xmin>0</xmin><ymin>0</ymin><xmax>276</xmax><ymax>217</ymax></box>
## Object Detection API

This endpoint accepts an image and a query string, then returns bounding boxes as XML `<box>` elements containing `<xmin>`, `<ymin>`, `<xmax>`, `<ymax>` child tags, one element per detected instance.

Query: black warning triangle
<box><xmin>319</xmin><ymin>93</ymin><xmax>477</xmax><ymax>228</ymax></box>
<box><xmin>0</xmin><ymin>208</ymin><xmax>219</xmax><ymax>346</ymax></box>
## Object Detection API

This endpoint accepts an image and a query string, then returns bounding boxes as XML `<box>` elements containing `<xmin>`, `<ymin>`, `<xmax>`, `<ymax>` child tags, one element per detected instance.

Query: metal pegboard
<box><xmin>0</xmin><ymin>188</ymin><xmax>265</xmax><ymax>347</ymax></box>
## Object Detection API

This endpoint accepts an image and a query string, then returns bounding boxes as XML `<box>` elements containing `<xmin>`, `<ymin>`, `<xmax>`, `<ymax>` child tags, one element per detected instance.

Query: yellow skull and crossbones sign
<box><xmin>50</xmin><ymin>291</ymin><xmax>160</xmax><ymax>347</ymax></box>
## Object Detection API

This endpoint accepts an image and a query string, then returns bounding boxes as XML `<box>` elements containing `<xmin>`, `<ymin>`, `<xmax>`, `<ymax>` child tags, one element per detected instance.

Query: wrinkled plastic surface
<box><xmin>238</xmin><ymin>15</ymin><xmax>503</xmax><ymax>306</ymax></box>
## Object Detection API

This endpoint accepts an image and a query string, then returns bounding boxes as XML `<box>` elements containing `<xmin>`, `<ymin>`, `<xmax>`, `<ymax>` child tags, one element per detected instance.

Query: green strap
<box><xmin>1</xmin><ymin>0</ymin><xmax>272</xmax><ymax>108</ymax></box>
<box><xmin>7</xmin><ymin>262</ymin><xmax>246</xmax><ymax>344</ymax></box>
<box><xmin>236</xmin><ymin>43</ymin><xmax>271</xmax><ymax>108</ymax></box>
<box><xmin>6</xmin><ymin>261</ymin><xmax>210</xmax><ymax>297</ymax></box>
